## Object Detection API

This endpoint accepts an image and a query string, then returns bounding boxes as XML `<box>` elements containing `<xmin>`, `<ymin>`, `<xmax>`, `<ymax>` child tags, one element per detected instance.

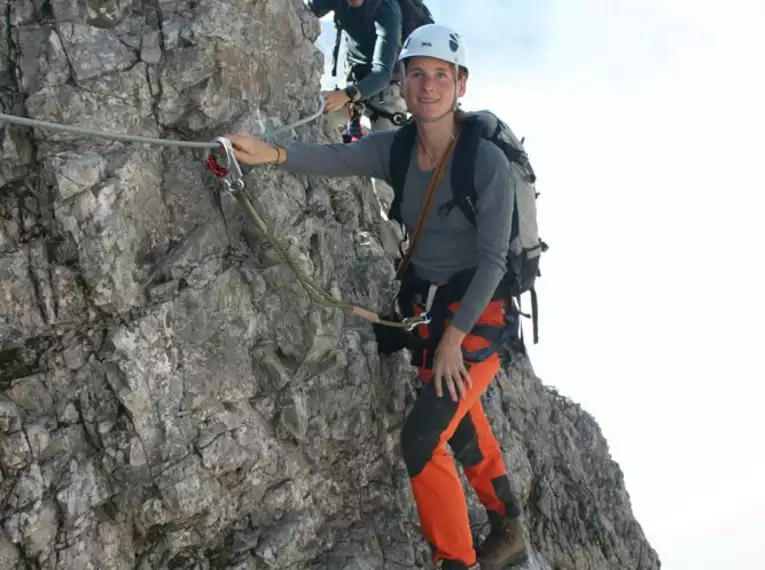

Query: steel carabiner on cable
<box><xmin>204</xmin><ymin>136</ymin><xmax>244</xmax><ymax>194</ymax></box>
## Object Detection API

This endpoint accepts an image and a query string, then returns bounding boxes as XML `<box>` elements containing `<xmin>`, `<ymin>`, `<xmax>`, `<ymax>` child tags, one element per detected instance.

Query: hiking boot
<box><xmin>440</xmin><ymin>560</ymin><xmax>480</xmax><ymax>570</ymax></box>
<box><xmin>476</xmin><ymin>512</ymin><xmax>529</xmax><ymax>568</ymax></box>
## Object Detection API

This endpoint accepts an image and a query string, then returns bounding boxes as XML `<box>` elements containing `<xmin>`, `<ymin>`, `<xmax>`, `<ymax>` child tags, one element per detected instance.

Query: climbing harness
<box><xmin>342</xmin><ymin>100</ymin><xmax>408</xmax><ymax>144</ymax></box>
<box><xmin>0</xmin><ymin>96</ymin><xmax>430</xmax><ymax>331</ymax></box>
<box><xmin>362</xmin><ymin>98</ymin><xmax>408</xmax><ymax>127</ymax></box>
<box><xmin>342</xmin><ymin>103</ymin><xmax>365</xmax><ymax>143</ymax></box>
<box><xmin>204</xmin><ymin>137</ymin><xmax>429</xmax><ymax>331</ymax></box>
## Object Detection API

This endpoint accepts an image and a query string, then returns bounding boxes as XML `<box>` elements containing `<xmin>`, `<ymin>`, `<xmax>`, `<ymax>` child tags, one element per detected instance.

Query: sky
<box><xmin>314</xmin><ymin>1</ymin><xmax>765</xmax><ymax>568</ymax></box>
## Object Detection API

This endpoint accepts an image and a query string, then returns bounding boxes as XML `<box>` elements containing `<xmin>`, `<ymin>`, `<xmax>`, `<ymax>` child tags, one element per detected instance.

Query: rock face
<box><xmin>0</xmin><ymin>1</ymin><xmax>660</xmax><ymax>569</ymax></box>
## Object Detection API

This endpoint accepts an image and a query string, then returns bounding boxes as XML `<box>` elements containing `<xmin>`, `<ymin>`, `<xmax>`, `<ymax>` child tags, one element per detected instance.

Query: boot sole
<box><xmin>480</xmin><ymin>550</ymin><xmax>530</xmax><ymax>569</ymax></box>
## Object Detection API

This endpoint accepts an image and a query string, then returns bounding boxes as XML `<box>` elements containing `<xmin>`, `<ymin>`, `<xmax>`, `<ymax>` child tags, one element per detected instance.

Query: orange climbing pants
<box><xmin>400</xmin><ymin>298</ymin><xmax>522</xmax><ymax>566</ymax></box>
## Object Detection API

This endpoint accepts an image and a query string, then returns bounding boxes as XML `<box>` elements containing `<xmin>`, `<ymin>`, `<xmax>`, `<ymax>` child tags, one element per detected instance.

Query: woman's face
<box><xmin>402</xmin><ymin>56</ymin><xmax>467</xmax><ymax>121</ymax></box>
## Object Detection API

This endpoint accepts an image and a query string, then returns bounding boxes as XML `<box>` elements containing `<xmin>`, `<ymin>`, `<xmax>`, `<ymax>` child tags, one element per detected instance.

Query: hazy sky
<box><xmin>315</xmin><ymin>1</ymin><xmax>765</xmax><ymax>568</ymax></box>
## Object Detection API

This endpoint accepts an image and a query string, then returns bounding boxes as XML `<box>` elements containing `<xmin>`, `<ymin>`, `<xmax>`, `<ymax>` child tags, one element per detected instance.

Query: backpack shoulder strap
<box><xmin>331</xmin><ymin>16</ymin><xmax>342</xmax><ymax>77</ymax></box>
<box><xmin>450</xmin><ymin>111</ymin><xmax>530</xmax><ymax>227</ymax></box>
<box><xmin>388</xmin><ymin>121</ymin><xmax>417</xmax><ymax>224</ymax></box>
<box><xmin>449</xmin><ymin>114</ymin><xmax>483</xmax><ymax>227</ymax></box>
<box><xmin>330</xmin><ymin>0</ymin><xmax>346</xmax><ymax>77</ymax></box>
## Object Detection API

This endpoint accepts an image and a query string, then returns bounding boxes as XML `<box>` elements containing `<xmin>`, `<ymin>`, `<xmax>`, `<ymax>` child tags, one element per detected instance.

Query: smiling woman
<box><xmin>222</xmin><ymin>22</ymin><xmax>533</xmax><ymax>570</ymax></box>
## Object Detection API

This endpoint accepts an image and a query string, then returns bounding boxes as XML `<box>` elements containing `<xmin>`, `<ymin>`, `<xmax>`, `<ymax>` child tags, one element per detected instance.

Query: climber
<box><xmin>307</xmin><ymin>0</ymin><xmax>430</xmax><ymax>256</ymax></box>
<box><xmin>224</xmin><ymin>23</ymin><xmax>529</xmax><ymax>570</ymax></box>
<box><xmin>307</xmin><ymin>0</ymin><xmax>433</xmax><ymax>134</ymax></box>
<box><xmin>307</xmin><ymin>0</ymin><xmax>404</xmax><ymax>131</ymax></box>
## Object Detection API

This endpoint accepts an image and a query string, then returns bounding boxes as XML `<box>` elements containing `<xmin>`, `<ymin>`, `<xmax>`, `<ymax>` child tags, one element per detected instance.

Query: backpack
<box><xmin>330</xmin><ymin>0</ymin><xmax>435</xmax><ymax>79</ymax></box>
<box><xmin>387</xmin><ymin>110</ymin><xmax>549</xmax><ymax>346</ymax></box>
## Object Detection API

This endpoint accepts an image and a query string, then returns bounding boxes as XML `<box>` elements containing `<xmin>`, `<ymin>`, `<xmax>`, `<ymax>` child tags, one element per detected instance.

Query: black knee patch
<box><xmin>491</xmin><ymin>475</ymin><xmax>522</xmax><ymax>518</ymax></box>
<box><xmin>400</xmin><ymin>382</ymin><xmax>459</xmax><ymax>478</ymax></box>
<box><xmin>449</xmin><ymin>413</ymin><xmax>483</xmax><ymax>467</ymax></box>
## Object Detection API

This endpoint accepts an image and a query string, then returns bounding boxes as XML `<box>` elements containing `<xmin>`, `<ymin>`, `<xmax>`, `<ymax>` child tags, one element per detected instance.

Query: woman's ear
<box><xmin>457</xmin><ymin>72</ymin><xmax>468</xmax><ymax>98</ymax></box>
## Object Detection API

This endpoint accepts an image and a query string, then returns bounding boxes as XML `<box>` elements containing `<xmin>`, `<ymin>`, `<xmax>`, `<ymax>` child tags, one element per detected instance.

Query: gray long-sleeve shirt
<box><xmin>280</xmin><ymin>129</ymin><xmax>516</xmax><ymax>333</ymax></box>
<box><xmin>307</xmin><ymin>0</ymin><xmax>402</xmax><ymax>100</ymax></box>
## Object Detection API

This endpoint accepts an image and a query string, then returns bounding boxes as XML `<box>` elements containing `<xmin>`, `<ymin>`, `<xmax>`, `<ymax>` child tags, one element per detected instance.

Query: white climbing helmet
<box><xmin>398</xmin><ymin>24</ymin><xmax>468</xmax><ymax>70</ymax></box>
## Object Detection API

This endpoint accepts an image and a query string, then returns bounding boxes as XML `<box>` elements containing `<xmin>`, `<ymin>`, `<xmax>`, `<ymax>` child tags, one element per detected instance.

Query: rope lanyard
<box><xmin>204</xmin><ymin>138</ymin><xmax>429</xmax><ymax>330</ymax></box>
<box><xmin>0</xmin><ymin>96</ymin><xmax>429</xmax><ymax>331</ymax></box>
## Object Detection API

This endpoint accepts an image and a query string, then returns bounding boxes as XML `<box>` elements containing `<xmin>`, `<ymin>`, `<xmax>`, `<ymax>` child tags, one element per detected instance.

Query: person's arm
<box><xmin>278</xmin><ymin>129</ymin><xmax>394</xmax><ymax>181</ymax></box>
<box><xmin>449</xmin><ymin>143</ymin><xmax>516</xmax><ymax>334</ymax></box>
<box><xmin>353</xmin><ymin>0</ymin><xmax>402</xmax><ymax>100</ymax></box>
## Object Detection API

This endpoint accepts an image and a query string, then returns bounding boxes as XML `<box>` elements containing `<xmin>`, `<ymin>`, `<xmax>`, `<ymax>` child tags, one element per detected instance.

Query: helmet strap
<box><xmin>451</xmin><ymin>63</ymin><xmax>460</xmax><ymax>112</ymax></box>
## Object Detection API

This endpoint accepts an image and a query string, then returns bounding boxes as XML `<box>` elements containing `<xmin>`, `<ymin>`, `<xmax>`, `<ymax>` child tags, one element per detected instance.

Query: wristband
<box><xmin>344</xmin><ymin>85</ymin><xmax>360</xmax><ymax>102</ymax></box>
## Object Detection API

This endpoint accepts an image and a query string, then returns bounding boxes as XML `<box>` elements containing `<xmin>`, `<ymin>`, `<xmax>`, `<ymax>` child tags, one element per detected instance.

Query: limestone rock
<box><xmin>0</xmin><ymin>1</ymin><xmax>659</xmax><ymax>569</ymax></box>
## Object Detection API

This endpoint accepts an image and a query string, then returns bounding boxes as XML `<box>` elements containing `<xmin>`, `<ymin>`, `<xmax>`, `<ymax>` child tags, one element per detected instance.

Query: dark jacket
<box><xmin>308</xmin><ymin>0</ymin><xmax>402</xmax><ymax>99</ymax></box>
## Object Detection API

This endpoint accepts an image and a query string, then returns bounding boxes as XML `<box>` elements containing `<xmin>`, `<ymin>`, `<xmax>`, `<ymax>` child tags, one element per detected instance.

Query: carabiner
<box><xmin>401</xmin><ymin>313</ymin><xmax>431</xmax><ymax>331</ymax></box>
<box><xmin>205</xmin><ymin>136</ymin><xmax>244</xmax><ymax>193</ymax></box>
<box><xmin>390</xmin><ymin>112</ymin><xmax>407</xmax><ymax>126</ymax></box>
